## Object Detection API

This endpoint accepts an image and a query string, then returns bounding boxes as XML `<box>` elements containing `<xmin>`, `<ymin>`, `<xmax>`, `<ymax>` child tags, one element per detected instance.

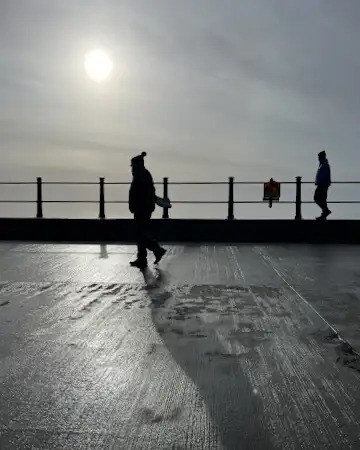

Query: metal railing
<box><xmin>0</xmin><ymin>176</ymin><xmax>359</xmax><ymax>219</ymax></box>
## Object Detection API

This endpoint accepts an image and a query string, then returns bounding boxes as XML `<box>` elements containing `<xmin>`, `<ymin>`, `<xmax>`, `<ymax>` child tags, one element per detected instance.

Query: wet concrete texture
<box><xmin>1</xmin><ymin>243</ymin><xmax>360</xmax><ymax>449</ymax></box>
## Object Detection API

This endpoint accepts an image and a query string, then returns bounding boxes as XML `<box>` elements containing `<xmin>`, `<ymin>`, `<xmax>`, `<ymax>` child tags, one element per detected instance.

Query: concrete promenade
<box><xmin>1</xmin><ymin>243</ymin><xmax>360</xmax><ymax>449</ymax></box>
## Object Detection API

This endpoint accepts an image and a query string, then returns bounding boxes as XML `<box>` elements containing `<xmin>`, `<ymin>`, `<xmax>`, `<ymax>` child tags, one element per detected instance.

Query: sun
<box><xmin>84</xmin><ymin>49</ymin><xmax>113</xmax><ymax>83</ymax></box>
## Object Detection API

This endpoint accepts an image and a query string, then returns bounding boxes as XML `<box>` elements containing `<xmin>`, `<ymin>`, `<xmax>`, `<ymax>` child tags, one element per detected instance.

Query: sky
<box><xmin>0</xmin><ymin>0</ymin><xmax>360</xmax><ymax>219</ymax></box>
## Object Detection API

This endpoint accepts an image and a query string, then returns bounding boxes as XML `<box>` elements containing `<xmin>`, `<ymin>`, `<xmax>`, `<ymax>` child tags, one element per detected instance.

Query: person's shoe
<box><xmin>154</xmin><ymin>248</ymin><xmax>166</xmax><ymax>264</ymax></box>
<box><xmin>130</xmin><ymin>259</ymin><xmax>148</xmax><ymax>270</ymax></box>
<box><xmin>316</xmin><ymin>209</ymin><xmax>332</xmax><ymax>220</ymax></box>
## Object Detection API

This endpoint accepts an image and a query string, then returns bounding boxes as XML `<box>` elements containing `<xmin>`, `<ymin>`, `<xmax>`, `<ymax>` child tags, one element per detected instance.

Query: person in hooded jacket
<box><xmin>314</xmin><ymin>150</ymin><xmax>331</xmax><ymax>220</ymax></box>
<box><xmin>129</xmin><ymin>152</ymin><xmax>166</xmax><ymax>269</ymax></box>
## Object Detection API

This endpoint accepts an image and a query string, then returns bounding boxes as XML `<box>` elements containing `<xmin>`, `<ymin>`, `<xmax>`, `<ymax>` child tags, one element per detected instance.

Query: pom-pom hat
<box><xmin>131</xmin><ymin>152</ymin><xmax>147</xmax><ymax>167</ymax></box>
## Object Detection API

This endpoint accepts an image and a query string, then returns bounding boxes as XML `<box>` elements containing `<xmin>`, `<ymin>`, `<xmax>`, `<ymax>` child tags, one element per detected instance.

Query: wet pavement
<box><xmin>1</xmin><ymin>243</ymin><xmax>360</xmax><ymax>449</ymax></box>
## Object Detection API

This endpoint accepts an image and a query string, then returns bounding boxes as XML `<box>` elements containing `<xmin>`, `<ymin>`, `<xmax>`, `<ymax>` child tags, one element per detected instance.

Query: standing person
<box><xmin>129</xmin><ymin>152</ymin><xmax>166</xmax><ymax>269</ymax></box>
<box><xmin>314</xmin><ymin>150</ymin><xmax>331</xmax><ymax>220</ymax></box>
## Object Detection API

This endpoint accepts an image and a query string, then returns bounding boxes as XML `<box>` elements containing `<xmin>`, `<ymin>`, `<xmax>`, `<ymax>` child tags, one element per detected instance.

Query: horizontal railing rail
<box><xmin>0</xmin><ymin>177</ymin><xmax>359</xmax><ymax>219</ymax></box>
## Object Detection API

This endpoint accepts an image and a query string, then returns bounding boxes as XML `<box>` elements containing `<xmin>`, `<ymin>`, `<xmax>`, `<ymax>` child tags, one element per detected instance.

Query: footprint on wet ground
<box><xmin>81</xmin><ymin>297</ymin><xmax>102</xmax><ymax>311</ymax></box>
<box><xmin>140</xmin><ymin>406</ymin><xmax>182</xmax><ymax>424</ymax></box>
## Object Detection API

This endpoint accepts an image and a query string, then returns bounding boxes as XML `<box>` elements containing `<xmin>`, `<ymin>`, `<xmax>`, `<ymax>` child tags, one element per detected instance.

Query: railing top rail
<box><xmin>0</xmin><ymin>180</ymin><xmax>360</xmax><ymax>185</ymax></box>
<box><xmin>42</xmin><ymin>181</ymin><xmax>98</xmax><ymax>185</ymax></box>
<box><xmin>1</xmin><ymin>199</ymin><xmax>360</xmax><ymax>205</ymax></box>
<box><xmin>0</xmin><ymin>182</ymin><xmax>37</xmax><ymax>185</ymax></box>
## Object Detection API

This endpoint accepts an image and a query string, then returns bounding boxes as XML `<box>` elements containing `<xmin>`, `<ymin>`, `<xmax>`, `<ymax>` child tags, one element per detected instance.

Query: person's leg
<box><xmin>142</xmin><ymin>213</ymin><xmax>166</xmax><ymax>263</ymax></box>
<box><xmin>314</xmin><ymin>187</ymin><xmax>331</xmax><ymax>219</ymax></box>
<box><xmin>130</xmin><ymin>214</ymin><xmax>148</xmax><ymax>268</ymax></box>
<box><xmin>322</xmin><ymin>187</ymin><xmax>331</xmax><ymax>217</ymax></box>
<box><xmin>314</xmin><ymin>186</ymin><xmax>322</xmax><ymax>209</ymax></box>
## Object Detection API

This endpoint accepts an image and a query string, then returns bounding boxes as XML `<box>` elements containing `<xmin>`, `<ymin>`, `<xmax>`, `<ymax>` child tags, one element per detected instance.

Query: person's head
<box><xmin>131</xmin><ymin>151</ymin><xmax>147</xmax><ymax>175</ymax></box>
<box><xmin>318</xmin><ymin>150</ymin><xmax>326</xmax><ymax>163</ymax></box>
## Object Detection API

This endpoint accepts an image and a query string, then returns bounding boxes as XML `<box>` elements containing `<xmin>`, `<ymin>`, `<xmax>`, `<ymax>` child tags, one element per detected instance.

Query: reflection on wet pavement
<box><xmin>1</xmin><ymin>243</ymin><xmax>360</xmax><ymax>449</ymax></box>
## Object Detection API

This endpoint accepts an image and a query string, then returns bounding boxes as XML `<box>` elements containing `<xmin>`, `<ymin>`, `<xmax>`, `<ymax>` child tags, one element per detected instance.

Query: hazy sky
<box><xmin>0</xmin><ymin>0</ymin><xmax>359</xmax><ymax>217</ymax></box>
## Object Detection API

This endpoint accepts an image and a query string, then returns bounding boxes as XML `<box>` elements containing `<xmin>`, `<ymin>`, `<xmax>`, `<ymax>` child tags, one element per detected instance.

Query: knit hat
<box><xmin>131</xmin><ymin>152</ymin><xmax>147</xmax><ymax>167</ymax></box>
<box><xmin>318</xmin><ymin>150</ymin><xmax>326</xmax><ymax>158</ymax></box>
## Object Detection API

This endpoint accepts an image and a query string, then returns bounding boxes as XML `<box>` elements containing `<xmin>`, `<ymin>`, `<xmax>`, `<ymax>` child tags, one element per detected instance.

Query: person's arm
<box><xmin>315</xmin><ymin>166</ymin><xmax>320</xmax><ymax>185</ymax></box>
<box><xmin>327</xmin><ymin>164</ymin><xmax>331</xmax><ymax>186</ymax></box>
<box><xmin>128</xmin><ymin>182</ymin><xmax>134</xmax><ymax>213</ymax></box>
<box><xmin>149</xmin><ymin>173</ymin><xmax>156</xmax><ymax>201</ymax></box>
<box><xmin>320</xmin><ymin>163</ymin><xmax>331</xmax><ymax>186</ymax></box>
<box><xmin>142</xmin><ymin>171</ymin><xmax>156</xmax><ymax>210</ymax></box>
<box><xmin>129</xmin><ymin>175</ymin><xmax>140</xmax><ymax>213</ymax></box>
<box><xmin>316</xmin><ymin>164</ymin><xmax>330</xmax><ymax>186</ymax></box>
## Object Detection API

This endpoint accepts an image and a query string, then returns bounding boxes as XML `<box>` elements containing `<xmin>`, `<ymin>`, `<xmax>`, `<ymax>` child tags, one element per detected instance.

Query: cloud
<box><xmin>0</xmin><ymin>0</ymin><xmax>359</xmax><ymax>202</ymax></box>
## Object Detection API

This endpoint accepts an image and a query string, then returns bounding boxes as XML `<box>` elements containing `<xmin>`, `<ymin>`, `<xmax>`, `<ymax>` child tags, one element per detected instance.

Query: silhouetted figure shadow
<box><xmin>136</xmin><ymin>262</ymin><xmax>276</xmax><ymax>447</ymax></box>
<box><xmin>99</xmin><ymin>244</ymin><xmax>109</xmax><ymax>259</ymax></box>
<box><xmin>148</xmin><ymin>283</ymin><xmax>276</xmax><ymax>450</ymax></box>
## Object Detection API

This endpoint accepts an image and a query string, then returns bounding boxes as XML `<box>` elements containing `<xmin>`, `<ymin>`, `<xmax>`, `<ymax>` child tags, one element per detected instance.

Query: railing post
<box><xmin>227</xmin><ymin>177</ymin><xmax>234</xmax><ymax>220</ymax></box>
<box><xmin>36</xmin><ymin>177</ymin><xmax>43</xmax><ymax>218</ymax></box>
<box><xmin>162</xmin><ymin>177</ymin><xmax>169</xmax><ymax>219</ymax></box>
<box><xmin>99</xmin><ymin>177</ymin><xmax>105</xmax><ymax>219</ymax></box>
<box><xmin>295</xmin><ymin>176</ymin><xmax>302</xmax><ymax>220</ymax></box>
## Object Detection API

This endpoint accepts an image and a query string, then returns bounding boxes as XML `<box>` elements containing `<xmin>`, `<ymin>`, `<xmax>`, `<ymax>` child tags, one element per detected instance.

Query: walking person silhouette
<box><xmin>314</xmin><ymin>150</ymin><xmax>331</xmax><ymax>220</ymax></box>
<box><xmin>129</xmin><ymin>152</ymin><xmax>166</xmax><ymax>270</ymax></box>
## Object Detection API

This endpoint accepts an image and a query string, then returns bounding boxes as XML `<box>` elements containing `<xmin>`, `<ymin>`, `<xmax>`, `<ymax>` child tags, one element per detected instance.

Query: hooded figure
<box><xmin>128</xmin><ymin>152</ymin><xmax>166</xmax><ymax>269</ymax></box>
<box><xmin>314</xmin><ymin>151</ymin><xmax>331</xmax><ymax>220</ymax></box>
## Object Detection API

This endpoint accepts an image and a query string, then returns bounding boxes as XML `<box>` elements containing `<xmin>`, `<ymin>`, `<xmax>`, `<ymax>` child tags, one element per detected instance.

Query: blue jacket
<box><xmin>315</xmin><ymin>159</ymin><xmax>331</xmax><ymax>187</ymax></box>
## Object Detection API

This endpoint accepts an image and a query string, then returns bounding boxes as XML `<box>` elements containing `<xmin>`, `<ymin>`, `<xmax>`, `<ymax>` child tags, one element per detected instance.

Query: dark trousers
<box><xmin>314</xmin><ymin>186</ymin><xmax>329</xmax><ymax>214</ymax></box>
<box><xmin>134</xmin><ymin>212</ymin><xmax>161</xmax><ymax>261</ymax></box>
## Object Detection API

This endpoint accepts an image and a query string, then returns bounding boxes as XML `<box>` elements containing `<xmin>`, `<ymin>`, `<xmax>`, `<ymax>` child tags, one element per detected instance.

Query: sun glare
<box><xmin>84</xmin><ymin>49</ymin><xmax>113</xmax><ymax>83</ymax></box>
